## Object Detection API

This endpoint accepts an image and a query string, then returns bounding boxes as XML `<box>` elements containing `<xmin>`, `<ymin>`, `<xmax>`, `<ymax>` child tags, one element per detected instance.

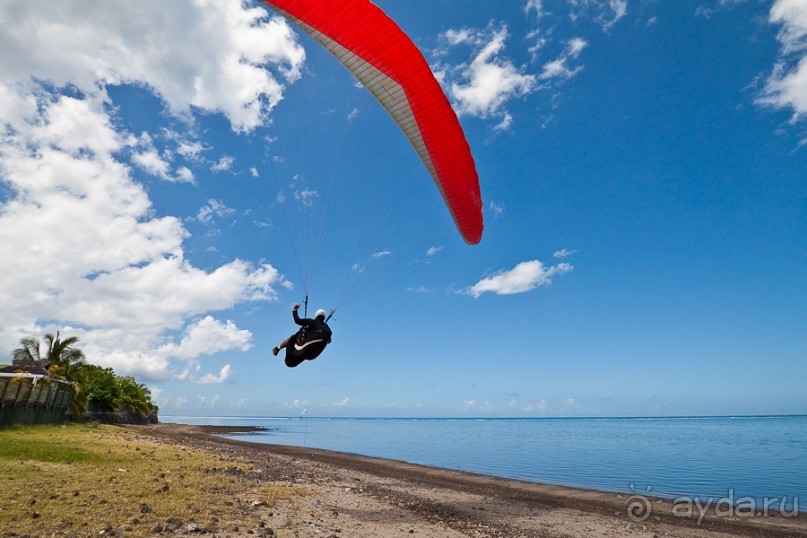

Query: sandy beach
<box><xmin>2</xmin><ymin>422</ymin><xmax>805</xmax><ymax>537</ymax></box>
<box><xmin>131</xmin><ymin>423</ymin><xmax>805</xmax><ymax>538</ymax></box>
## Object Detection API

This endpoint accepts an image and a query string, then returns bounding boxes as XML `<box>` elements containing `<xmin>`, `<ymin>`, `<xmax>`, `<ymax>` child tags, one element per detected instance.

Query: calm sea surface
<box><xmin>162</xmin><ymin>415</ymin><xmax>806</xmax><ymax>511</ymax></box>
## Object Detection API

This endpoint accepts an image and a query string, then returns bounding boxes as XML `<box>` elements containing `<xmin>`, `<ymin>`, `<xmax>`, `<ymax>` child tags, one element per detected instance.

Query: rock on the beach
<box><xmin>165</xmin><ymin>517</ymin><xmax>183</xmax><ymax>531</ymax></box>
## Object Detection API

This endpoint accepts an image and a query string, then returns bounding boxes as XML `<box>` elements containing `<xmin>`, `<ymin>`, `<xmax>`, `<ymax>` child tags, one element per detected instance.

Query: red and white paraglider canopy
<box><xmin>260</xmin><ymin>0</ymin><xmax>483</xmax><ymax>245</ymax></box>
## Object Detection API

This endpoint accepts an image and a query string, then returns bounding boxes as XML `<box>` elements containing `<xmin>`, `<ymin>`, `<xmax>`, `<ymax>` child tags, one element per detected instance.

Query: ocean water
<box><xmin>162</xmin><ymin>415</ymin><xmax>806</xmax><ymax>511</ymax></box>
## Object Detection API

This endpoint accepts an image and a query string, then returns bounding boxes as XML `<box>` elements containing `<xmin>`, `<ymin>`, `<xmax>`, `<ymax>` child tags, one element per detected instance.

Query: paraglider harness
<box><xmin>284</xmin><ymin>297</ymin><xmax>334</xmax><ymax>368</ymax></box>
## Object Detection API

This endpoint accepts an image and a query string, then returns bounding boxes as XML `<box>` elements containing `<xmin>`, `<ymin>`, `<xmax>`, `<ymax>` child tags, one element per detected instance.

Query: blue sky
<box><xmin>0</xmin><ymin>0</ymin><xmax>804</xmax><ymax>418</ymax></box>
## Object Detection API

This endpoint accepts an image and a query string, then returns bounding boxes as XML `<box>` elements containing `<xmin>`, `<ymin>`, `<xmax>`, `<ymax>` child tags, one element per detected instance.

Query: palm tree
<box><xmin>43</xmin><ymin>332</ymin><xmax>86</xmax><ymax>379</ymax></box>
<box><xmin>13</xmin><ymin>332</ymin><xmax>86</xmax><ymax>375</ymax></box>
<box><xmin>13</xmin><ymin>332</ymin><xmax>87</xmax><ymax>419</ymax></box>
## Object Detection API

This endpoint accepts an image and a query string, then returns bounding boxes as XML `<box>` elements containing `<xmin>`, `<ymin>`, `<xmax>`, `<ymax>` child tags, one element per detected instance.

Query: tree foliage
<box><xmin>11</xmin><ymin>334</ymin><xmax>157</xmax><ymax>420</ymax></box>
<box><xmin>72</xmin><ymin>364</ymin><xmax>157</xmax><ymax>418</ymax></box>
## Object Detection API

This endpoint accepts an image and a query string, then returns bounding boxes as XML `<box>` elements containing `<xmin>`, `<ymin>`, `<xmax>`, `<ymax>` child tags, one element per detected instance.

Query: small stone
<box><xmin>31</xmin><ymin>512</ymin><xmax>40</xmax><ymax>519</ymax></box>
<box><xmin>165</xmin><ymin>517</ymin><xmax>183</xmax><ymax>531</ymax></box>
<box><xmin>152</xmin><ymin>523</ymin><xmax>164</xmax><ymax>533</ymax></box>
<box><xmin>140</xmin><ymin>504</ymin><xmax>151</xmax><ymax>514</ymax></box>
<box><xmin>187</xmin><ymin>522</ymin><xmax>199</xmax><ymax>532</ymax></box>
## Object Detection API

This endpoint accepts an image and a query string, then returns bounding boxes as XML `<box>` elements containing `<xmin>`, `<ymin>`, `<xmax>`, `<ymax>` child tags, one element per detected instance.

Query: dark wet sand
<box><xmin>133</xmin><ymin>423</ymin><xmax>807</xmax><ymax>538</ymax></box>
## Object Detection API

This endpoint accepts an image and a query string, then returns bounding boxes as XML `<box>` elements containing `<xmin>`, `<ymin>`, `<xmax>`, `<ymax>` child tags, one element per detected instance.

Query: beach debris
<box><xmin>187</xmin><ymin>522</ymin><xmax>200</xmax><ymax>532</ymax></box>
<box><xmin>117</xmin><ymin>468</ymin><xmax>127</xmax><ymax>472</ymax></box>
<box><xmin>251</xmin><ymin>500</ymin><xmax>267</xmax><ymax>507</ymax></box>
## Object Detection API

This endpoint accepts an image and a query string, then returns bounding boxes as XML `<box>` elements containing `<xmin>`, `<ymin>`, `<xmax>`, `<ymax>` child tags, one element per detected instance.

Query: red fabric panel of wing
<box><xmin>260</xmin><ymin>0</ymin><xmax>483</xmax><ymax>244</ymax></box>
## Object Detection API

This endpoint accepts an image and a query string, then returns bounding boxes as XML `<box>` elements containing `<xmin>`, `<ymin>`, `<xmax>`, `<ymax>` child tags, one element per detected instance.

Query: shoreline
<box><xmin>136</xmin><ymin>423</ymin><xmax>807</xmax><ymax>537</ymax></box>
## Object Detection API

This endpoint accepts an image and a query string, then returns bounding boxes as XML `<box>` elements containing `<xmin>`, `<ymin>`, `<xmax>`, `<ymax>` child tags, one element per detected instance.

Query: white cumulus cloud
<box><xmin>211</xmin><ymin>156</ymin><xmax>235</xmax><ymax>173</ymax></box>
<box><xmin>758</xmin><ymin>0</ymin><xmax>807</xmax><ymax>122</ymax></box>
<box><xmin>196</xmin><ymin>199</ymin><xmax>236</xmax><ymax>224</ymax></box>
<box><xmin>439</xmin><ymin>25</ymin><xmax>537</xmax><ymax>129</ymax></box>
<box><xmin>160</xmin><ymin>316</ymin><xmax>252</xmax><ymax>361</ymax></box>
<box><xmin>539</xmin><ymin>38</ymin><xmax>588</xmax><ymax>81</ymax></box>
<box><xmin>131</xmin><ymin>149</ymin><xmax>171</xmax><ymax>180</ymax></box>
<box><xmin>553</xmin><ymin>249</ymin><xmax>577</xmax><ymax>259</ymax></box>
<box><xmin>0</xmin><ymin>1</ymin><xmax>301</xmax><ymax>381</ymax></box>
<box><xmin>0</xmin><ymin>0</ymin><xmax>305</xmax><ymax>133</ymax></box>
<box><xmin>197</xmin><ymin>364</ymin><xmax>233</xmax><ymax>385</ymax></box>
<box><xmin>467</xmin><ymin>260</ymin><xmax>573</xmax><ymax>298</ymax></box>
<box><xmin>568</xmin><ymin>0</ymin><xmax>628</xmax><ymax>30</ymax></box>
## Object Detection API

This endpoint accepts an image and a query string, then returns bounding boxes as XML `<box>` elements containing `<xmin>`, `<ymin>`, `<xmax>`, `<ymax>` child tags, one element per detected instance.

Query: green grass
<box><xmin>0</xmin><ymin>423</ymin><xmax>313</xmax><ymax>537</ymax></box>
<box><xmin>0</xmin><ymin>424</ymin><xmax>109</xmax><ymax>464</ymax></box>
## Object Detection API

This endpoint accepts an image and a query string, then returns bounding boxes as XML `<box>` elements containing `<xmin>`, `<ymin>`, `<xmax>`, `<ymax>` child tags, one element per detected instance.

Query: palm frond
<box><xmin>12</xmin><ymin>337</ymin><xmax>42</xmax><ymax>362</ymax></box>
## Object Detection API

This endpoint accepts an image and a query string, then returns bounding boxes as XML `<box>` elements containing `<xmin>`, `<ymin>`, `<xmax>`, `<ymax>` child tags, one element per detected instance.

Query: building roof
<box><xmin>0</xmin><ymin>359</ymin><xmax>52</xmax><ymax>376</ymax></box>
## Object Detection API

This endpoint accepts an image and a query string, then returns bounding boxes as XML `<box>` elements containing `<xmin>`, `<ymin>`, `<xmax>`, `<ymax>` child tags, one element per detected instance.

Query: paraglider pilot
<box><xmin>273</xmin><ymin>303</ymin><xmax>332</xmax><ymax>367</ymax></box>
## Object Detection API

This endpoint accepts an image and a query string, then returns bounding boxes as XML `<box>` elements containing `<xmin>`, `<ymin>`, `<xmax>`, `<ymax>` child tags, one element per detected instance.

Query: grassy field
<box><xmin>0</xmin><ymin>423</ymin><xmax>309</xmax><ymax>536</ymax></box>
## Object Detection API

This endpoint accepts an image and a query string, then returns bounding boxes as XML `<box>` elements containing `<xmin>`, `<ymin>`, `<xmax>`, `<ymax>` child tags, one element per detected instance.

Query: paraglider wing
<box><xmin>259</xmin><ymin>0</ymin><xmax>484</xmax><ymax>244</ymax></box>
